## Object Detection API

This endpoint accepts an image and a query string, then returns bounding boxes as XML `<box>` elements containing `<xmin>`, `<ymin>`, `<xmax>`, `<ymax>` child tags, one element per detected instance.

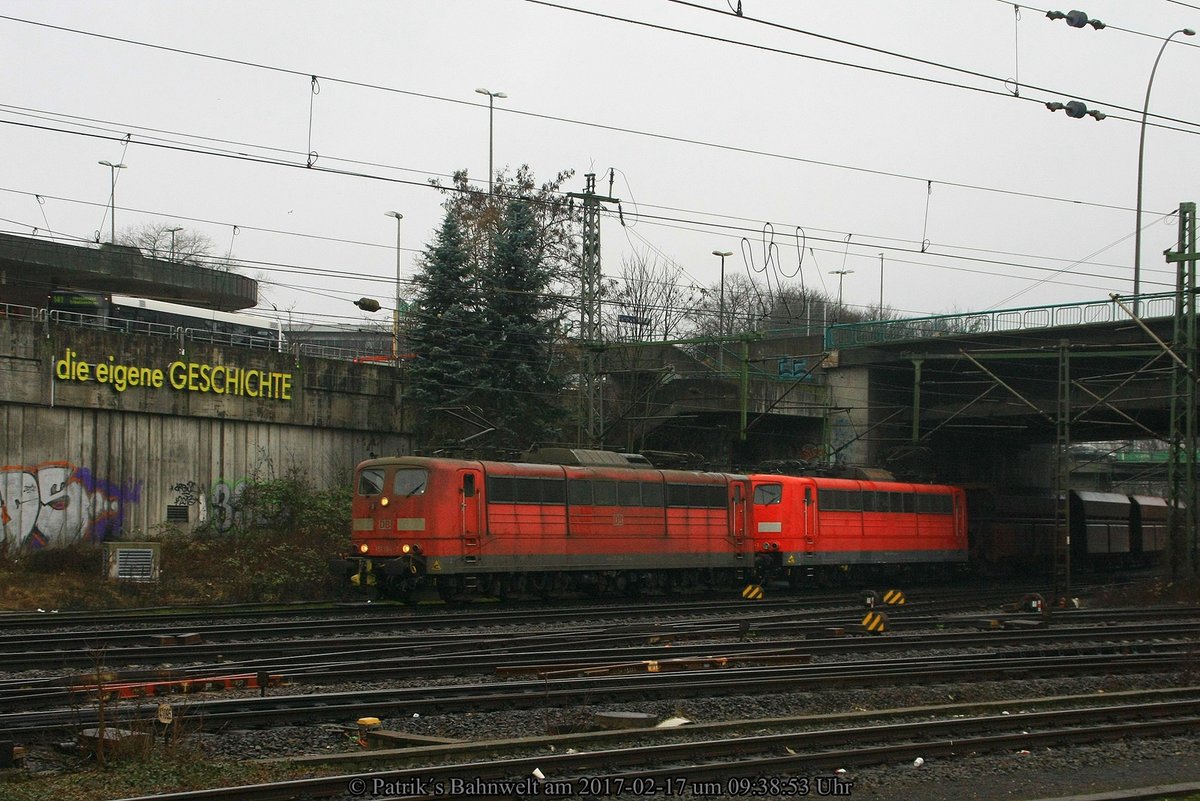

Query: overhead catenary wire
<box><xmin>527</xmin><ymin>0</ymin><xmax>1200</xmax><ymax>130</ymax></box>
<box><xmin>1</xmin><ymin>12</ymin><xmax>1198</xmax><ymax>214</ymax></box>
<box><xmin>0</xmin><ymin>10</ymin><xmax>1180</xmax><ymax>321</ymax></box>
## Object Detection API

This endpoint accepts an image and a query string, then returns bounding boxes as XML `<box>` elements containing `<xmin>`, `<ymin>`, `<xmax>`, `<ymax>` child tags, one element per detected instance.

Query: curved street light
<box><xmin>1134</xmin><ymin>28</ymin><xmax>1195</xmax><ymax>311</ymax></box>
<box><xmin>830</xmin><ymin>269</ymin><xmax>854</xmax><ymax>308</ymax></box>
<box><xmin>475</xmin><ymin>88</ymin><xmax>507</xmax><ymax>194</ymax></box>
<box><xmin>165</xmin><ymin>226</ymin><xmax>183</xmax><ymax>262</ymax></box>
<box><xmin>98</xmin><ymin>160</ymin><xmax>126</xmax><ymax>243</ymax></box>
<box><xmin>385</xmin><ymin>211</ymin><xmax>403</xmax><ymax>365</ymax></box>
<box><xmin>712</xmin><ymin>250</ymin><xmax>732</xmax><ymax>338</ymax></box>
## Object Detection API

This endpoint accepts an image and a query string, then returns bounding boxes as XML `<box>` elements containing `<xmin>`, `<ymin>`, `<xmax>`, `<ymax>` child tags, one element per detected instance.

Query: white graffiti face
<box><xmin>34</xmin><ymin>465</ymin><xmax>74</xmax><ymax>547</ymax></box>
<box><xmin>0</xmin><ymin>470</ymin><xmax>39</xmax><ymax>545</ymax></box>
<box><xmin>0</xmin><ymin>463</ymin><xmax>137</xmax><ymax>550</ymax></box>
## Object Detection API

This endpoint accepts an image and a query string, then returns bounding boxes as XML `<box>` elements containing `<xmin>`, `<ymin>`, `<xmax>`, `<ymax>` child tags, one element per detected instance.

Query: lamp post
<box><xmin>474</xmin><ymin>88</ymin><xmax>507</xmax><ymax>194</ymax></box>
<box><xmin>830</xmin><ymin>269</ymin><xmax>854</xmax><ymax>308</ymax></box>
<box><xmin>385</xmin><ymin>211</ymin><xmax>403</xmax><ymax>364</ymax></box>
<box><xmin>165</xmin><ymin>226</ymin><xmax>183</xmax><ymax>261</ymax></box>
<box><xmin>878</xmin><ymin>252</ymin><xmax>885</xmax><ymax>316</ymax></box>
<box><xmin>1134</xmin><ymin>27</ymin><xmax>1195</xmax><ymax>313</ymax></box>
<box><xmin>98</xmin><ymin>160</ymin><xmax>126</xmax><ymax>243</ymax></box>
<box><xmin>712</xmin><ymin>250</ymin><xmax>732</xmax><ymax>337</ymax></box>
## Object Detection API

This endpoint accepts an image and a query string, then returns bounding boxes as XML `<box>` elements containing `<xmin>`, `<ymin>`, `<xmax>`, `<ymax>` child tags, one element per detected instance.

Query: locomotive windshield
<box><xmin>754</xmin><ymin>484</ymin><xmax>782</xmax><ymax>505</ymax></box>
<box><xmin>393</xmin><ymin>468</ymin><xmax>428</xmax><ymax>497</ymax></box>
<box><xmin>357</xmin><ymin>468</ymin><xmax>385</xmax><ymax>496</ymax></box>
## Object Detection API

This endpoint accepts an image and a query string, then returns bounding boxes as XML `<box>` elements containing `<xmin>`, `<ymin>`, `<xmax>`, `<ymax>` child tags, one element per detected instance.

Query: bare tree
<box><xmin>605</xmin><ymin>250</ymin><xmax>699</xmax><ymax>343</ymax></box>
<box><xmin>117</xmin><ymin>223</ymin><xmax>237</xmax><ymax>271</ymax></box>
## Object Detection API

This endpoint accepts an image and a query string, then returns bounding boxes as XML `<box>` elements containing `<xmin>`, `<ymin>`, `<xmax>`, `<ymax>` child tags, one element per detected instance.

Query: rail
<box><xmin>825</xmin><ymin>291</ymin><xmax>1179</xmax><ymax>349</ymax></box>
<box><xmin>2</xmin><ymin>303</ymin><xmax>392</xmax><ymax>363</ymax></box>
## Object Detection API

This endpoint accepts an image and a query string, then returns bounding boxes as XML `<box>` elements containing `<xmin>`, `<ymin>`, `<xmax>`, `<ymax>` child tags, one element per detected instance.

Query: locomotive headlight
<box><xmin>358</xmin><ymin>544</ymin><xmax>369</xmax><ymax>554</ymax></box>
<box><xmin>401</xmin><ymin>543</ymin><xmax>411</xmax><ymax>554</ymax></box>
<box><xmin>380</xmin><ymin>497</ymin><xmax>390</xmax><ymax>507</ymax></box>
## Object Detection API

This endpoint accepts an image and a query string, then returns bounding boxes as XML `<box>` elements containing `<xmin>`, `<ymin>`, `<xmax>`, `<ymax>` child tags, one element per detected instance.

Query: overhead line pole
<box><xmin>567</xmin><ymin>173</ymin><xmax>620</xmax><ymax>445</ymax></box>
<box><xmin>1165</xmin><ymin>201</ymin><xmax>1197</xmax><ymax>576</ymax></box>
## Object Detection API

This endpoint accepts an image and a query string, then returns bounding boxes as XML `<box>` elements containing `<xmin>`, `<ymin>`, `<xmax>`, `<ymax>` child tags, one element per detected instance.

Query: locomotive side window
<box><xmin>487</xmin><ymin>476</ymin><xmax>515</xmax><ymax>502</ymax></box>
<box><xmin>917</xmin><ymin>494</ymin><xmax>953</xmax><ymax>514</ymax></box>
<box><xmin>392</xmin><ymin>469</ymin><xmax>427</xmax><ymax>497</ymax></box>
<box><xmin>358</xmin><ymin>468</ymin><xmax>385</xmax><ymax>496</ymax></box>
<box><xmin>618</xmin><ymin>481</ymin><xmax>641</xmax><ymax>506</ymax></box>
<box><xmin>754</xmin><ymin>484</ymin><xmax>783</xmax><ymax>505</ymax></box>
<box><xmin>668</xmin><ymin>483</ymin><xmax>729</xmax><ymax>508</ymax></box>
<box><xmin>819</xmin><ymin>489</ymin><xmax>862</xmax><ymax>511</ymax></box>
<box><xmin>542</xmin><ymin>478</ymin><xmax>566</xmax><ymax>504</ymax></box>
<box><xmin>701</xmin><ymin>485</ymin><xmax>727</xmax><ymax>507</ymax></box>
<box><xmin>568</xmin><ymin>479</ymin><xmax>592</xmax><ymax>505</ymax></box>
<box><xmin>514</xmin><ymin>478</ymin><xmax>543</xmax><ymax>503</ymax></box>
<box><xmin>593</xmin><ymin>480</ymin><xmax>617</xmax><ymax>506</ymax></box>
<box><xmin>462</xmin><ymin>474</ymin><xmax>476</xmax><ymax>498</ymax></box>
<box><xmin>640</xmin><ymin>481</ymin><xmax>664</xmax><ymax>507</ymax></box>
<box><xmin>487</xmin><ymin>475</ymin><xmax>565</xmax><ymax>504</ymax></box>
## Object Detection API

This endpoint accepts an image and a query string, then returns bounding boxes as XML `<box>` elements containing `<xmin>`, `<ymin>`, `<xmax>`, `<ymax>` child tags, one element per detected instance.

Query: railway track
<box><xmin>0</xmin><ymin>593</ymin><xmax>1194</xmax><ymax>669</ymax></box>
<box><xmin>3</xmin><ymin>646</ymin><xmax>1196</xmax><ymax>740</ymax></box>
<box><xmin>0</xmin><ymin>578</ymin><xmax>1128</xmax><ymax>636</ymax></box>
<box><xmin>0</xmin><ymin>613</ymin><xmax>1195</xmax><ymax>712</ymax></box>
<box><xmin>100</xmin><ymin>692</ymin><xmax>1200</xmax><ymax>801</ymax></box>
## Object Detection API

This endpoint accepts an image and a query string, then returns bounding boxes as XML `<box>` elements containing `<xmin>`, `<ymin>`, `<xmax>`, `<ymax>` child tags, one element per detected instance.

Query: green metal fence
<box><xmin>824</xmin><ymin>292</ymin><xmax>1178</xmax><ymax>349</ymax></box>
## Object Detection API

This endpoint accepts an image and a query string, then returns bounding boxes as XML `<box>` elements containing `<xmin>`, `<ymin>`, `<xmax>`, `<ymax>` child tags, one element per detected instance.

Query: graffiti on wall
<box><xmin>171</xmin><ymin>481</ymin><xmax>201</xmax><ymax>507</ymax></box>
<box><xmin>211</xmin><ymin>478</ymin><xmax>248</xmax><ymax>533</ymax></box>
<box><xmin>830</xmin><ymin>414</ymin><xmax>855</xmax><ymax>466</ymax></box>
<box><xmin>0</xmin><ymin>462</ymin><xmax>142</xmax><ymax>550</ymax></box>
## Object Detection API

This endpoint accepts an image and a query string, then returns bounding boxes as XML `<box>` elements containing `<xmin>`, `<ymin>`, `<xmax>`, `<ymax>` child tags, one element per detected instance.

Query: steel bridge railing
<box><xmin>3</xmin><ymin>303</ymin><xmax>392</xmax><ymax>363</ymax></box>
<box><xmin>825</xmin><ymin>292</ymin><xmax>1178</xmax><ymax>350</ymax></box>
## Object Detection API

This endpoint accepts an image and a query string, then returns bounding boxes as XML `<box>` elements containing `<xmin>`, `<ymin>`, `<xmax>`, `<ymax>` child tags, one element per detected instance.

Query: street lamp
<box><xmin>98</xmin><ymin>160</ymin><xmax>126</xmax><ymax>243</ymax></box>
<box><xmin>878</xmin><ymin>252</ymin><xmax>885</xmax><ymax>315</ymax></box>
<box><xmin>712</xmin><ymin>250</ymin><xmax>732</xmax><ymax>337</ymax></box>
<box><xmin>1134</xmin><ymin>27</ymin><xmax>1194</xmax><ymax>312</ymax></box>
<box><xmin>830</xmin><ymin>269</ymin><xmax>854</xmax><ymax>308</ymax></box>
<box><xmin>385</xmin><ymin>211</ymin><xmax>403</xmax><ymax>364</ymax></box>
<box><xmin>165</xmin><ymin>226</ymin><xmax>183</xmax><ymax>261</ymax></box>
<box><xmin>474</xmin><ymin>87</ymin><xmax>507</xmax><ymax>194</ymax></box>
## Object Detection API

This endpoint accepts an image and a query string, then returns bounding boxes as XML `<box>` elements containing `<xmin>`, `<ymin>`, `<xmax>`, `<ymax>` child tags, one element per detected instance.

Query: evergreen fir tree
<box><xmin>479</xmin><ymin>198</ymin><xmax>568</xmax><ymax>449</ymax></box>
<box><xmin>406</xmin><ymin>211</ymin><xmax>488</xmax><ymax>446</ymax></box>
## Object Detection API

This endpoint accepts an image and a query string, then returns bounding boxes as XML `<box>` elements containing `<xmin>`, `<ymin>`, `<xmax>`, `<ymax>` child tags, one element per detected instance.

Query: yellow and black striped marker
<box><xmin>883</xmin><ymin>589</ymin><xmax>906</xmax><ymax>605</ymax></box>
<box><xmin>861</xmin><ymin>609</ymin><xmax>889</xmax><ymax>634</ymax></box>
<box><xmin>742</xmin><ymin>584</ymin><xmax>765</xmax><ymax>600</ymax></box>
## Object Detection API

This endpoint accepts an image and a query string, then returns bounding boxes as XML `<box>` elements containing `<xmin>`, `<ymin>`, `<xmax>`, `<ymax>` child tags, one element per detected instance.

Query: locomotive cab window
<box><xmin>754</xmin><ymin>484</ymin><xmax>783</xmax><ymax>505</ymax></box>
<box><xmin>358</xmin><ymin>468</ymin><xmax>385</xmax><ymax>496</ymax></box>
<box><xmin>392</xmin><ymin>468</ymin><xmax>428</xmax><ymax>497</ymax></box>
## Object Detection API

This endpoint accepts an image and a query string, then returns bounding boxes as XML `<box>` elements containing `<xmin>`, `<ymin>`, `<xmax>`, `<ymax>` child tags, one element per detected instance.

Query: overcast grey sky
<box><xmin>3</xmin><ymin>0</ymin><xmax>1198</xmax><ymax>332</ymax></box>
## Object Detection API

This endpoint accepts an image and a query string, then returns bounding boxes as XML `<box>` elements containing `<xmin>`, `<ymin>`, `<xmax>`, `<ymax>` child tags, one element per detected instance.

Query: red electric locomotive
<box><xmin>748</xmin><ymin>475</ymin><xmax>968</xmax><ymax>585</ymax></box>
<box><xmin>342</xmin><ymin>449</ymin><xmax>971</xmax><ymax>598</ymax></box>
<box><xmin>346</xmin><ymin>452</ymin><xmax>754</xmax><ymax>599</ymax></box>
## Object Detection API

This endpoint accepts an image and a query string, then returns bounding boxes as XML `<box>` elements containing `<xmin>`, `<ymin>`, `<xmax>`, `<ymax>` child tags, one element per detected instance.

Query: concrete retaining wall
<box><xmin>0</xmin><ymin>316</ymin><xmax>410</xmax><ymax>551</ymax></box>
